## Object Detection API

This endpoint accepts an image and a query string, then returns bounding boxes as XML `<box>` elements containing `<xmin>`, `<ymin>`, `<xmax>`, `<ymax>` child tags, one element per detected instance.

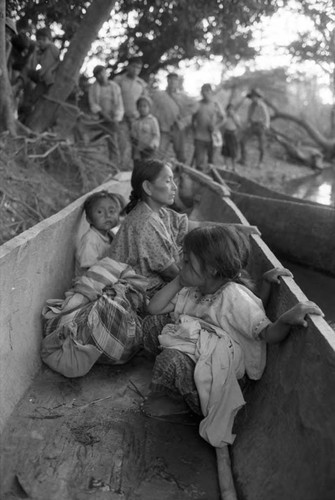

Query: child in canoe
<box><xmin>75</xmin><ymin>190</ymin><xmax>125</xmax><ymax>276</ymax></box>
<box><xmin>142</xmin><ymin>224</ymin><xmax>323</xmax><ymax>500</ymax></box>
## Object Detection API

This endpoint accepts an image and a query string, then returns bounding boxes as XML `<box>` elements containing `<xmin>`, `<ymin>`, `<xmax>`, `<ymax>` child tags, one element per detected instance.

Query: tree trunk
<box><xmin>0</xmin><ymin>0</ymin><xmax>16</xmax><ymax>134</ymax></box>
<box><xmin>266</xmin><ymin>98</ymin><xmax>335</xmax><ymax>159</ymax></box>
<box><xmin>330</xmin><ymin>63</ymin><xmax>335</xmax><ymax>134</ymax></box>
<box><xmin>270</xmin><ymin>128</ymin><xmax>324</xmax><ymax>169</ymax></box>
<box><xmin>26</xmin><ymin>0</ymin><xmax>116</xmax><ymax>133</ymax></box>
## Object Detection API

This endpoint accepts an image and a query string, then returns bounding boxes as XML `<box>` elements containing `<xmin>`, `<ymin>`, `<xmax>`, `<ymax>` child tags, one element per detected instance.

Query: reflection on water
<box><xmin>285</xmin><ymin>167</ymin><xmax>335</xmax><ymax>206</ymax></box>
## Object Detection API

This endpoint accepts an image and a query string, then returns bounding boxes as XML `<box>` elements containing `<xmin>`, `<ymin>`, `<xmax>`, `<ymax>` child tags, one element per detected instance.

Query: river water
<box><xmin>275</xmin><ymin>168</ymin><xmax>335</xmax><ymax>323</ymax></box>
<box><xmin>285</xmin><ymin>166</ymin><xmax>335</xmax><ymax>206</ymax></box>
<box><xmin>282</xmin><ymin>167</ymin><xmax>335</xmax><ymax>323</ymax></box>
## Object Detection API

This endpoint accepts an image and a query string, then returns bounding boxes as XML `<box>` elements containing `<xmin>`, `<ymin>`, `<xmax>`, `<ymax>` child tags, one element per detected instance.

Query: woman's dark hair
<box><xmin>83</xmin><ymin>190</ymin><xmax>124</xmax><ymax>220</ymax></box>
<box><xmin>125</xmin><ymin>159</ymin><xmax>167</xmax><ymax>213</ymax></box>
<box><xmin>183</xmin><ymin>225</ymin><xmax>254</xmax><ymax>290</ymax></box>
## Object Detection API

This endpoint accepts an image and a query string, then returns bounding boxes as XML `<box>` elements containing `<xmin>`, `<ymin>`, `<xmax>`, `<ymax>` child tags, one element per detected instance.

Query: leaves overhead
<box><xmin>286</xmin><ymin>0</ymin><xmax>335</xmax><ymax>71</ymax></box>
<box><xmin>7</xmin><ymin>0</ymin><xmax>90</xmax><ymax>48</ymax></box>
<box><xmin>111</xmin><ymin>0</ymin><xmax>279</xmax><ymax>75</ymax></box>
<box><xmin>8</xmin><ymin>0</ymin><xmax>281</xmax><ymax>75</ymax></box>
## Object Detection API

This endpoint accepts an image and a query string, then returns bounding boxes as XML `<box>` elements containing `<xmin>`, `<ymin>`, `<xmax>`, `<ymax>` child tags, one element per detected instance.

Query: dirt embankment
<box><xmin>0</xmin><ymin>134</ymin><xmax>117</xmax><ymax>245</ymax></box>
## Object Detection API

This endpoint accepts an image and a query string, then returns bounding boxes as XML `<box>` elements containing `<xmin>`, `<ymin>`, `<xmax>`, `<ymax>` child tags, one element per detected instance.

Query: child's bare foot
<box><xmin>142</xmin><ymin>392</ymin><xmax>189</xmax><ymax>417</ymax></box>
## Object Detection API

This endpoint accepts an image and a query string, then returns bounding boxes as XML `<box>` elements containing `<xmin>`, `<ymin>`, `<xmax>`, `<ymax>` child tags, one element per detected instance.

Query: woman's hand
<box><xmin>263</xmin><ymin>267</ymin><xmax>293</xmax><ymax>284</ymax></box>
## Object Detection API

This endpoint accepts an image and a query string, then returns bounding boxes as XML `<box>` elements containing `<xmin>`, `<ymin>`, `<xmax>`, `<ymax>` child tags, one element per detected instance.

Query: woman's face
<box><xmin>146</xmin><ymin>165</ymin><xmax>177</xmax><ymax>206</ymax></box>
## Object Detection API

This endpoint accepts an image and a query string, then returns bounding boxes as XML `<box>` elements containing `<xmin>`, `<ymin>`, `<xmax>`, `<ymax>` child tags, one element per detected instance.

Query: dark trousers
<box><xmin>160</xmin><ymin>125</ymin><xmax>186</xmax><ymax>163</ymax></box>
<box><xmin>240</xmin><ymin>122</ymin><xmax>267</xmax><ymax>164</ymax></box>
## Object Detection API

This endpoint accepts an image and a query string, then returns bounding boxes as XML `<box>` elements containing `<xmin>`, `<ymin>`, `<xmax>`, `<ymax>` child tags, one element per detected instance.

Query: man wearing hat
<box><xmin>113</xmin><ymin>56</ymin><xmax>148</xmax><ymax>168</ymax></box>
<box><xmin>240</xmin><ymin>88</ymin><xmax>270</xmax><ymax>166</ymax></box>
<box><xmin>88</xmin><ymin>65</ymin><xmax>124</xmax><ymax>165</ymax></box>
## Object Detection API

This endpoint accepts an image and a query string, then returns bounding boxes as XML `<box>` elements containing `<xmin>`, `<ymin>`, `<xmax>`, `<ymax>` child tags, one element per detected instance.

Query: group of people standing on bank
<box><xmin>5</xmin><ymin>15</ymin><xmax>270</xmax><ymax>171</ymax></box>
<box><xmin>84</xmin><ymin>57</ymin><xmax>272</xmax><ymax>171</ymax></box>
<box><xmin>85</xmin><ymin>56</ymin><xmax>271</xmax><ymax>171</ymax></box>
<box><xmin>86</xmin><ymin>59</ymin><xmax>195</xmax><ymax>168</ymax></box>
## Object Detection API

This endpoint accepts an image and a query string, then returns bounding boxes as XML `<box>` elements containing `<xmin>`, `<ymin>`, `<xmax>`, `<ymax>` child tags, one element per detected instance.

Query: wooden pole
<box><xmin>216</xmin><ymin>446</ymin><xmax>238</xmax><ymax>500</ymax></box>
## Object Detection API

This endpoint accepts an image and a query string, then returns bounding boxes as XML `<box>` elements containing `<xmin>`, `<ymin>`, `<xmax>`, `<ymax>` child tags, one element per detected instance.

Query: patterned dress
<box><xmin>110</xmin><ymin>201</ymin><xmax>188</xmax><ymax>293</ymax></box>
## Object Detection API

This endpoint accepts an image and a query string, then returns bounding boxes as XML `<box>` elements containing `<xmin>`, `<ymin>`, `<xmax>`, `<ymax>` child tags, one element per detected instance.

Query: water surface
<box><xmin>285</xmin><ymin>167</ymin><xmax>335</xmax><ymax>206</ymax></box>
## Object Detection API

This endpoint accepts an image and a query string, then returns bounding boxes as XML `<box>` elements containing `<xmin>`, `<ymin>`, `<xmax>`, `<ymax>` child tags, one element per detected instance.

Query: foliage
<box><xmin>286</xmin><ymin>0</ymin><xmax>334</xmax><ymax>70</ymax></box>
<box><xmin>109</xmin><ymin>0</ymin><xmax>281</xmax><ymax>76</ymax></box>
<box><xmin>286</xmin><ymin>0</ymin><xmax>335</xmax><ymax>132</ymax></box>
<box><xmin>7</xmin><ymin>0</ymin><xmax>283</xmax><ymax>75</ymax></box>
<box><xmin>6</xmin><ymin>0</ymin><xmax>91</xmax><ymax>50</ymax></box>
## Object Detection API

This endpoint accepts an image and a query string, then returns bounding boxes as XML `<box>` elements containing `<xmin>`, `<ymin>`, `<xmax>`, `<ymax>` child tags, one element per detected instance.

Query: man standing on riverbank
<box><xmin>240</xmin><ymin>88</ymin><xmax>270</xmax><ymax>167</ymax></box>
<box><xmin>152</xmin><ymin>72</ymin><xmax>197</xmax><ymax>163</ymax></box>
<box><xmin>113</xmin><ymin>56</ymin><xmax>147</xmax><ymax>168</ymax></box>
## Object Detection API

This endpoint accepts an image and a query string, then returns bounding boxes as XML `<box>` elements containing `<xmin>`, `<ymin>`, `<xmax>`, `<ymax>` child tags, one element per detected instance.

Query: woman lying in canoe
<box><xmin>141</xmin><ymin>224</ymin><xmax>323</xmax><ymax>500</ymax></box>
<box><xmin>109</xmin><ymin>158</ymin><xmax>258</xmax><ymax>297</ymax></box>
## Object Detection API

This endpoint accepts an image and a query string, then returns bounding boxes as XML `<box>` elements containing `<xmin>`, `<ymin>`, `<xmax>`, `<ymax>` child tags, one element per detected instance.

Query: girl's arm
<box><xmin>259</xmin><ymin>301</ymin><xmax>323</xmax><ymax>345</ymax></box>
<box><xmin>159</xmin><ymin>262</ymin><xmax>180</xmax><ymax>282</ymax></box>
<box><xmin>151</xmin><ymin>117</ymin><xmax>160</xmax><ymax>149</ymax></box>
<box><xmin>232</xmin><ymin>112</ymin><xmax>241</xmax><ymax>128</ymax></box>
<box><xmin>259</xmin><ymin>267</ymin><xmax>293</xmax><ymax>307</ymax></box>
<box><xmin>214</xmin><ymin>101</ymin><xmax>225</xmax><ymax>128</ymax></box>
<box><xmin>147</xmin><ymin>276</ymin><xmax>183</xmax><ymax>315</ymax></box>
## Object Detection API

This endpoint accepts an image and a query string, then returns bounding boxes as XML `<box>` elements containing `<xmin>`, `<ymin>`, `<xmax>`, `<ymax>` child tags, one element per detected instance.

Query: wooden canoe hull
<box><xmin>211</xmin><ymin>167</ymin><xmax>335</xmax><ymax>276</ymax></box>
<box><xmin>1</xmin><ymin>168</ymin><xmax>335</xmax><ymax>500</ymax></box>
<box><xmin>211</xmin><ymin>167</ymin><xmax>323</xmax><ymax>205</ymax></box>
<box><xmin>0</xmin><ymin>172</ymin><xmax>132</xmax><ymax>433</ymax></box>
<box><xmin>178</xmin><ymin>166</ymin><xmax>335</xmax><ymax>500</ymax></box>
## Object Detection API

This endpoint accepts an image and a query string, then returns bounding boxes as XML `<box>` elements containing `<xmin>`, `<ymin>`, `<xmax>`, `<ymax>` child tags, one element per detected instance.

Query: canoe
<box><xmin>1</xmin><ymin>167</ymin><xmax>335</xmax><ymax>500</ymax></box>
<box><xmin>209</xmin><ymin>166</ymin><xmax>335</xmax><ymax>276</ymax></box>
<box><xmin>209</xmin><ymin>167</ymin><xmax>324</xmax><ymax>205</ymax></box>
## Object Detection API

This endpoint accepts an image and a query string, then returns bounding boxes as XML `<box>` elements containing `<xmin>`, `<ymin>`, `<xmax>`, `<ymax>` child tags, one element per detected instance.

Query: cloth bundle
<box><xmin>41</xmin><ymin>257</ymin><xmax>148</xmax><ymax>378</ymax></box>
<box><xmin>158</xmin><ymin>314</ymin><xmax>245</xmax><ymax>447</ymax></box>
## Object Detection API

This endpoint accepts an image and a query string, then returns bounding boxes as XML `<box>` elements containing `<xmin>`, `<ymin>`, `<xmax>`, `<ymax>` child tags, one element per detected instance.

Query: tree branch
<box><xmin>265</xmin><ymin>97</ymin><xmax>335</xmax><ymax>152</ymax></box>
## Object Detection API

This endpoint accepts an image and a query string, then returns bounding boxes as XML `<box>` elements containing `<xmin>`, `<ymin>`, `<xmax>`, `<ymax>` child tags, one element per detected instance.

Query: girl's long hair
<box><xmin>183</xmin><ymin>225</ymin><xmax>254</xmax><ymax>290</ymax></box>
<box><xmin>125</xmin><ymin>159</ymin><xmax>167</xmax><ymax>214</ymax></box>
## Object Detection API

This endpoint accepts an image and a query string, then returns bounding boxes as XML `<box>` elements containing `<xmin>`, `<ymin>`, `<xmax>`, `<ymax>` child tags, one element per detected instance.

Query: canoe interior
<box><xmin>1</xmin><ymin>167</ymin><xmax>335</xmax><ymax>500</ymax></box>
<box><xmin>0</xmin><ymin>356</ymin><xmax>219</xmax><ymax>500</ymax></box>
<box><xmin>0</xmin><ymin>173</ymin><xmax>132</xmax><ymax>433</ymax></box>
